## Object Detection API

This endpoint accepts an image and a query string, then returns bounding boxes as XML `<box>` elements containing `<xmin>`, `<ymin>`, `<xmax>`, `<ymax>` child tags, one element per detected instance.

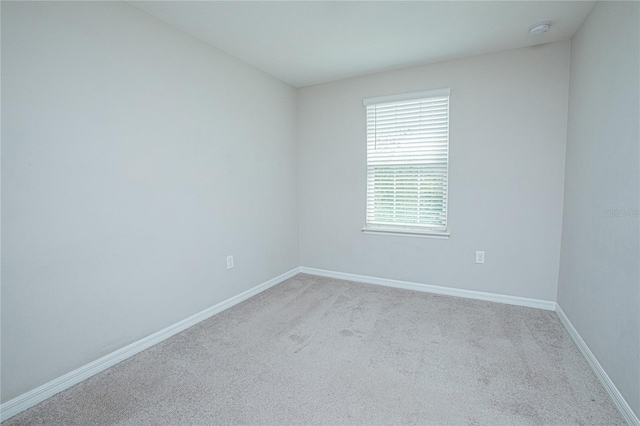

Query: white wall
<box><xmin>298</xmin><ymin>41</ymin><xmax>570</xmax><ymax>301</ymax></box>
<box><xmin>558</xmin><ymin>1</ymin><xmax>639</xmax><ymax>416</ymax></box>
<box><xmin>1</xmin><ymin>2</ymin><xmax>298</xmax><ymax>402</ymax></box>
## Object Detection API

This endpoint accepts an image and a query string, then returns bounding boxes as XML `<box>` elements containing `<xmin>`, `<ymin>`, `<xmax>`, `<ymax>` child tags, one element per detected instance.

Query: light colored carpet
<box><xmin>4</xmin><ymin>274</ymin><xmax>623</xmax><ymax>425</ymax></box>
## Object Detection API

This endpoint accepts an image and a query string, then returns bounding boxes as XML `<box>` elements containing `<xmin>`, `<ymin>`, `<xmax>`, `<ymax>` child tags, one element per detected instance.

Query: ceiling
<box><xmin>131</xmin><ymin>1</ymin><xmax>595</xmax><ymax>88</ymax></box>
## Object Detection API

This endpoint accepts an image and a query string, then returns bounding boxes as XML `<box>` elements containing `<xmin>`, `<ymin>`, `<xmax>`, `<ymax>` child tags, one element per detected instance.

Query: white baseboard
<box><xmin>556</xmin><ymin>305</ymin><xmax>639</xmax><ymax>426</ymax></box>
<box><xmin>14</xmin><ymin>267</ymin><xmax>634</xmax><ymax>425</ymax></box>
<box><xmin>0</xmin><ymin>267</ymin><xmax>300</xmax><ymax>422</ymax></box>
<box><xmin>299</xmin><ymin>266</ymin><xmax>556</xmax><ymax>311</ymax></box>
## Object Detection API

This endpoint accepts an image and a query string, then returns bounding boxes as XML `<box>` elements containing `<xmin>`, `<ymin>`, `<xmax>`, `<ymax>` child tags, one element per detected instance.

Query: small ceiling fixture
<box><xmin>529</xmin><ymin>22</ymin><xmax>551</xmax><ymax>36</ymax></box>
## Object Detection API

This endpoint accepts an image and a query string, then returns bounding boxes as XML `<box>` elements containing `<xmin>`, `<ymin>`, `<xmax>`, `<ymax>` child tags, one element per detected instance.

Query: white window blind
<box><xmin>364</xmin><ymin>88</ymin><xmax>450</xmax><ymax>234</ymax></box>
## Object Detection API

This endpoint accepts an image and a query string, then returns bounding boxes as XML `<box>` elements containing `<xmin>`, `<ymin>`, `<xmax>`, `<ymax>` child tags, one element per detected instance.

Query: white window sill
<box><xmin>361</xmin><ymin>227</ymin><xmax>450</xmax><ymax>239</ymax></box>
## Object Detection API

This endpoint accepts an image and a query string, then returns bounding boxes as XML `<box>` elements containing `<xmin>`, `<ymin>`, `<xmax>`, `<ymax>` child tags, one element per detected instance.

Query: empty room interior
<box><xmin>1</xmin><ymin>1</ymin><xmax>639</xmax><ymax>424</ymax></box>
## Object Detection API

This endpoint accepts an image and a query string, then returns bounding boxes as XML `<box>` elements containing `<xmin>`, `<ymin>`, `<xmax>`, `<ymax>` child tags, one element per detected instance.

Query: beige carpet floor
<box><xmin>3</xmin><ymin>274</ymin><xmax>623</xmax><ymax>425</ymax></box>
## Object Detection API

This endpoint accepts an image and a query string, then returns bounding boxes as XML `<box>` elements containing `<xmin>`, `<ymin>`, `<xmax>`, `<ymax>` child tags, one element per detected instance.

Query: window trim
<box><xmin>362</xmin><ymin>88</ymin><xmax>451</xmax><ymax>107</ymax></box>
<box><xmin>363</xmin><ymin>88</ymin><xmax>451</xmax><ymax>237</ymax></box>
<box><xmin>361</xmin><ymin>226</ymin><xmax>450</xmax><ymax>239</ymax></box>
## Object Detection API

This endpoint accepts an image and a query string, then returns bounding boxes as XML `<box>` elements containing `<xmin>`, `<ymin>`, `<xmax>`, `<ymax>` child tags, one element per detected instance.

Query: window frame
<box><xmin>361</xmin><ymin>88</ymin><xmax>451</xmax><ymax>239</ymax></box>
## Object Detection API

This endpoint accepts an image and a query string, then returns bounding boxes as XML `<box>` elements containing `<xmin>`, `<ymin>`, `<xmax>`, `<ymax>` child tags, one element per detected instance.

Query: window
<box><xmin>363</xmin><ymin>88</ymin><xmax>450</xmax><ymax>236</ymax></box>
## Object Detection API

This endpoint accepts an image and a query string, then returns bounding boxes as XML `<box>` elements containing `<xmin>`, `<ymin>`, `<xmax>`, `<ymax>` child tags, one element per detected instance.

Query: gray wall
<box><xmin>558</xmin><ymin>0</ymin><xmax>640</xmax><ymax>416</ymax></box>
<box><xmin>1</xmin><ymin>2</ymin><xmax>298</xmax><ymax>402</ymax></box>
<box><xmin>298</xmin><ymin>41</ymin><xmax>570</xmax><ymax>301</ymax></box>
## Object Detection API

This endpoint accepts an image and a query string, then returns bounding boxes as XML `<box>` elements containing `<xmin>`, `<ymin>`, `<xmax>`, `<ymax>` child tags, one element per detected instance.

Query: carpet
<box><xmin>3</xmin><ymin>273</ymin><xmax>623</xmax><ymax>425</ymax></box>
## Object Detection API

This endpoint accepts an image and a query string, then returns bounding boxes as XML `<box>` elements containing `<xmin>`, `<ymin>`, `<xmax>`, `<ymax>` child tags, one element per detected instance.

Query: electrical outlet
<box><xmin>476</xmin><ymin>251</ymin><xmax>485</xmax><ymax>264</ymax></box>
<box><xmin>226</xmin><ymin>255</ymin><xmax>234</xmax><ymax>270</ymax></box>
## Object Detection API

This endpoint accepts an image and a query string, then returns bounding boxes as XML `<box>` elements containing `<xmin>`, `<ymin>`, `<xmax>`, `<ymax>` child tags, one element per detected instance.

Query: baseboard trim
<box><xmin>299</xmin><ymin>266</ymin><xmax>556</xmax><ymax>311</ymax></box>
<box><xmin>555</xmin><ymin>305</ymin><xmax>639</xmax><ymax>426</ymax></box>
<box><xmin>0</xmin><ymin>267</ymin><xmax>300</xmax><ymax>422</ymax></box>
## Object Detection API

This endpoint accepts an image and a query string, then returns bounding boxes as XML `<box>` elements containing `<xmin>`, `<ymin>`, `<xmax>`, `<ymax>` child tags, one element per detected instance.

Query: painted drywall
<box><xmin>298</xmin><ymin>41</ymin><xmax>570</xmax><ymax>301</ymax></box>
<box><xmin>557</xmin><ymin>1</ymin><xmax>640</xmax><ymax>416</ymax></box>
<box><xmin>1</xmin><ymin>2</ymin><xmax>298</xmax><ymax>402</ymax></box>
